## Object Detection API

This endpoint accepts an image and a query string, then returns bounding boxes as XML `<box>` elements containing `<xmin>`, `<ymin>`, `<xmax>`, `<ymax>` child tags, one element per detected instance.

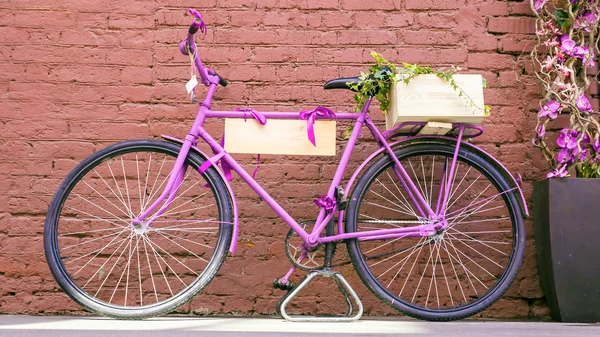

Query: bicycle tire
<box><xmin>44</xmin><ymin>139</ymin><xmax>233</xmax><ymax>319</ymax></box>
<box><xmin>345</xmin><ymin>141</ymin><xmax>525</xmax><ymax>321</ymax></box>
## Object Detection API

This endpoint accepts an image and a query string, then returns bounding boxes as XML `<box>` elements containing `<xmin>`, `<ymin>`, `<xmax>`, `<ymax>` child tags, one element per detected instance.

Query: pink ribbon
<box><xmin>299</xmin><ymin>106</ymin><xmax>336</xmax><ymax>147</ymax></box>
<box><xmin>235</xmin><ymin>107</ymin><xmax>267</xmax><ymax>126</ymax></box>
<box><xmin>233</xmin><ymin>108</ymin><xmax>266</xmax><ymax>179</ymax></box>
<box><xmin>188</xmin><ymin>8</ymin><xmax>207</xmax><ymax>35</ymax></box>
<box><xmin>201</xmin><ymin>108</ymin><xmax>266</xmax><ymax>183</ymax></box>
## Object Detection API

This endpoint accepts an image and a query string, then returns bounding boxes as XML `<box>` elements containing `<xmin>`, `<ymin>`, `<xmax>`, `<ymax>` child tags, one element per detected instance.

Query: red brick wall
<box><xmin>0</xmin><ymin>0</ymin><xmax>549</xmax><ymax>318</ymax></box>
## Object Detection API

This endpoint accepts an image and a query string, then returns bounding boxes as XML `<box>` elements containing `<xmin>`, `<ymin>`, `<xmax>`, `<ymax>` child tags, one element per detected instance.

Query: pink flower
<box><xmin>576</xmin><ymin>93</ymin><xmax>593</xmax><ymax>113</ymax></box>
<box><xmin>560</xmin><ymin>38</ymin><xmax>587</xmax><ymax>59</ymax></box>
<box><xmin>546</xmin><ymin>165</ymin><xmax>568</xmax><ymax>178</ymax></box>
<box><xmin>538</xmin><ymin>100</ymin><xmax>561</xmax><ymax>119</ymax></box>
<box><xmin>543</xmin><ymin>39</ymin><xmax>560</xmax><ymax>47</ymax></box>
<box><xmin>541</xmin><ymin>56</ymin><xmax>556</xmax><ymax>71</ymax></box>
<box><xmin>574</xmin><ymin>11</ymin><xmax>598</xmax><ymax>32</ymax></box>
<box><xmin>557</xmin><ymin>64</ymin><xmax>572</xmax><ymax>76</ymax></box>
<box><xmin>537</xmin><ymin>124</ymin><xmax>546</xmax><ymax>138</ymax></box>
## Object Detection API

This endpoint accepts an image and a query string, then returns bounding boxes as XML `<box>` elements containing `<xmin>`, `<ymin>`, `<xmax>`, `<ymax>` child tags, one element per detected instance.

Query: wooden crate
<box><xmin>224</xmin><ymin>119</ymin><xmax>336</xmax><ymax>156</ymax></box>
<box><xmin>386</xmin><ymin>74</ymin><xmax>485</xmax><ymax>130</ymax></box>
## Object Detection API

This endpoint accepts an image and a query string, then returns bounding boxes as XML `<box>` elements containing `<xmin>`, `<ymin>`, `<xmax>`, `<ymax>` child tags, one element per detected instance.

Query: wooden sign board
<box><xmin>224</xmin><ymin>119</ymin><xmax>336</xmax><ymax>156</ymax></box>
<box><xmin>386</xmin><ymin>74</ymin><xmax>485</xmax><ymax>130</ymax></box>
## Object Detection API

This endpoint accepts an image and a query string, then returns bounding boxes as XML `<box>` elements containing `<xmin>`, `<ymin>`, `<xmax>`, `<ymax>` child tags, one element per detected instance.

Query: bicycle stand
<box><xmin>277</xmin><ymin>269</ymin><xmax>363</xmax><ymax>322</ymax></box>
<box><xmin>276</xmin><ymin>218</ymin><xmax>363</xmax><ymax>322</ymax></box>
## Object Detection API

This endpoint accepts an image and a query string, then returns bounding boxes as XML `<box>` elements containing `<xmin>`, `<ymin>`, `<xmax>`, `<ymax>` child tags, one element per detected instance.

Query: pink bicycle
<box><xmin>44</xmin><ymin>9</ymin><xmax>527</xmax><ymax>322</ymax></box>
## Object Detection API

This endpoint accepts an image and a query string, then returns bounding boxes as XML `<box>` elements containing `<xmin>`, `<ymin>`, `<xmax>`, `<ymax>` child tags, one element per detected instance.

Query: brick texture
<box><xmin>0</xmin><ymin>0</ymin><xmax>548</xmax><ymax>318</ymax></box>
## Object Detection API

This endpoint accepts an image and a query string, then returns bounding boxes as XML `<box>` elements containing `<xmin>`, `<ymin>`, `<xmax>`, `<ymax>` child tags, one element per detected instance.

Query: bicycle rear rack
<box><xmin>277</xmin><ymin>269</ymin><xmax>363</xmax><ymax>322</ymax></box>
<box><xmin>276</xmin><ymin>217</ymin><xmax>363</xmax><ymax>322</ymax></box>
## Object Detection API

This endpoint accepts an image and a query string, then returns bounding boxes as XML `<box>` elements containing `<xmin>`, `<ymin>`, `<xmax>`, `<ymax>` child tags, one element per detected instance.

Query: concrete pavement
<box><xmin>0</xmin><ymin>315</ymin><xmax>599</xmax><ymax>337</ymax></box>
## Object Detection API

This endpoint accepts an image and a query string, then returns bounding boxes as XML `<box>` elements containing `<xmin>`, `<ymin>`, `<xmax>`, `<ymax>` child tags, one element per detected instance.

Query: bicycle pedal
<box><xmin>334</xmin><ymin>185</ymin><xmax>348</xmax><ymax>210</ymax></box>
<box><xmin>273</xmin><ymin>278</ymin><xmax>295</xmax><ymax>291</ymax></box>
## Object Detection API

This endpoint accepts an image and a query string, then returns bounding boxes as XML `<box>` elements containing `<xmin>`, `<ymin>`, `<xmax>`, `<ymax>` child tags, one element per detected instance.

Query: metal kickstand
<box><xmin>277</xmin><ymin>268</ymin><xmax>363</xmax><ymax>322</ymax></box>
<box><xmin>276</xmin><ymin>218</ymin><xmax>363</xmax><ymax>322</ymax></box>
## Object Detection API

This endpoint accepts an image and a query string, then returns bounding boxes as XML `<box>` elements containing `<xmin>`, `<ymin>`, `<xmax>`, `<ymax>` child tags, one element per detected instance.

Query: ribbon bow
<box><xmin>235</xmin><ymin>107</ymin><xmax>267</xmax><ymax>125</ymax></box>
<box><xmin>314</xmin><ymin>194</ymin><xmax>336</xmax><ymax>211</ymax></box>
<box><xmin>188</xmin><ymin>8</ymin><xmax>207</xmax><ymax>35</ymax></box>
<box><xmin>299</xmin><ymin>106</ymin><xmax>336</xmax><ymax>147</ymax></box>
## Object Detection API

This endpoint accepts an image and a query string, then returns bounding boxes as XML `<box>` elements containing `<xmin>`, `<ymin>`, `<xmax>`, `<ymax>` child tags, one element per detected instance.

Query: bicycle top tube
<box><xmin>205</xmin><ymin>111</ymin><xmax>361</xmax><ymax>121</ymax></box>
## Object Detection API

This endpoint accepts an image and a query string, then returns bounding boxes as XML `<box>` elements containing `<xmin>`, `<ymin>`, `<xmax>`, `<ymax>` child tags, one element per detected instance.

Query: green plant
<box><xmin>349</xmin><ymin>52</ymin><xmax>491</xmax><ymax>127</ymax></box>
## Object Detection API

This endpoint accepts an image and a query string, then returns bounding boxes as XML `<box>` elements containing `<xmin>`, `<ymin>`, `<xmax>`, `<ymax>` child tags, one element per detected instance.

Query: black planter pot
<box><xmin>534</xmin><ymin>178</ymin><xmax>600</xmax><ymax>322</ymax></box>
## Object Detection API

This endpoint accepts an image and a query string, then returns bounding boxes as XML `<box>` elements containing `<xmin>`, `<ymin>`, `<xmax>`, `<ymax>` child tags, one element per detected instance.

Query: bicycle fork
<box><xmin>131</xmin><ymin>136</ymin><xmax>196</xmax><ymax>227</ymax></box>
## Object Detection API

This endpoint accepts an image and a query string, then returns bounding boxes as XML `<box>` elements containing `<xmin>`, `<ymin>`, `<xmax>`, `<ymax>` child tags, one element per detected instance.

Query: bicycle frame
<box><xmin>134</xmin><ymin>79</ymin><xmax>456</xmax><ymax>245</ymax></box>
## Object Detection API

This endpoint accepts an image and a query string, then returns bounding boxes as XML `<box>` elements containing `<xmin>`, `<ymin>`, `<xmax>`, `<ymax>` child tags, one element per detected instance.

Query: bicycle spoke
<box><xmin>429</xmin><ymin>156</ymin><xmax>435</xmax><ymax>207</ymax></box>
<box><xmin>154</xmin><ymin>204</ymin><xmax>216</xmax><ymax>221</ymax></box>
<box><xmin>154</xmin><ymin>230</ymin><xmax>213</xmax><ymax>250</ymax></box>
<box><xmin>64</xmin><ymin>228</ymin><xmax>129</xmax><ymax>266</ymax></box>
<box><xmin>141</xmin><ymin>235</ymin><xmax>160</xmax><ymax>301</ymax></box>
<box><xmin>435</xmin><ymin>240</ymin><xmax>452</xmax><ymax>307</ymax></box>
<box><xmin>62</xmin><ymin>230</ymin><xmax>124</xmax><ymax>250</ymax></box>
<box><xmin>81</xmin><ymin>231</ymin><xmax>133</xmax><ymax>288</ymax></box>
<box><xmin>109</xmin><ymin>234</ymin><xmax>136</xmax><ymax>303</ymax></box>
<box><xmin>385</xmin><ymin>171</ymin><xmax>418</xmax><ymax>218</ymax></box>
<box><xmin>449</xmin><ymin>217</ymin><xmax>511</xmax><ymax>226</ymax></box>
<box><xmin>420</xmin><ymin>156</ymin><xmax>429</xmax><ymax>207</ymax></box>
<box><xmin>93</xmin><ymin>168</ymin><xmax>130</xmax><ymax>214</ymax></box>
<box><xmin>154</xmin><ymin>230</ymin><xmax>209</xmax><ymax>263</ymax></box>
<box><xmin>443</xmin><ymin>238</ymin><xmax>483</xmax><ymax>295</ymax></box>
<box><xmin>441</xmin><ymin>239</ymin><xmax>468</xmax><ymax>303</ymax></box>
<box><xmin>81</xmin><ymin>180</ymin><xmax>130</xmax><ymax>218</ymax></box>
<box><xmin>142</xmin><ymin>234</ymin><xmax>177</xmax><ymax>294</ymax></box>
<box><xmin>144</xmin><ymin>234</ymin><xmax>199</xmax><ymax>276</ymax></box>
<box><xmin>399</xmin><ymin>238</ymin><xmax>427</xmax><ymax>297</ymax></box>
<box><xmin>447</xmin><ymin>165</ymin><xmax>471</xmax><ymax>205</ymax></box>
<box><xmin>366</xmin><ymin>201</ymin><xmax>417</xmax><ymax>218</ymax></box>
<box><xmin>368</xmin><ymin>188</ymin><xmax>417</xmax><ymax>218</ymax></box>
<box><xmin>447</xmin><ymin>230</ymin><xmax>509</xmax><ymax>256</ymax></box>
<box><xmin>61</xmin><ymin>226</ymin><xmax>125</xmax><ymax>236</ymax></box>
<box><xmin>446</xmin><ymin>174</ymin><xmax>481</xmax><ymax>212</ymax></box>
<box><xmin>107</xmin><ymin>161</ymin><xmax>134</xmax><ymax>218</ymax></box>
<box><xmin>142</xmin><ymin>156</ymin><xmax>168</xmax><ymax>212</ymax></box>
<box><xmin>445</xmin><ymin>234</ymin><xmax>497</xmax><ymax>281</ymax></box>
<box><xmin>121</xmin><ymin>157</ymin><xmax>134</xmax><ymax>218</ymax></box>
<box><xmin>135</xmin><ymin>234</ymin><xmax>143</xmax><ymax>306</ymax></box>
<box><xmin>407</xmin><ymin>158</ymin><xmax>427</xmax><ymax>209</ymax></box>
<box><xmin>141</xmin><ymin>152</ymin><xmax>153</xmax><ymax>214</ymax></box>
<box><xmin>411</xmin><ymin>239</ymin><xmax>435</xmax><ymax>302</ymax></box>
<box><xmin>69</xmin><ymin>196</ymin><xmax>130</xmax><ymax>226</ymax></box>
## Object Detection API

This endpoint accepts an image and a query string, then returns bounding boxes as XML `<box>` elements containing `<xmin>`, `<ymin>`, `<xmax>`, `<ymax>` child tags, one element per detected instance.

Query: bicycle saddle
<box><xmin>323</xmin><ymin>77</ymin><xmax>361</xmax><ymax>92</ymax></box>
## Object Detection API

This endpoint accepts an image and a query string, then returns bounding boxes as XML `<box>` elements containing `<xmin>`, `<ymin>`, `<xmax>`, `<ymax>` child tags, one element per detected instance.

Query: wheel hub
<box><xmin>131</xmin><ymin>221</ymin><xmax>150</xmax><ymax>235</ymax></box>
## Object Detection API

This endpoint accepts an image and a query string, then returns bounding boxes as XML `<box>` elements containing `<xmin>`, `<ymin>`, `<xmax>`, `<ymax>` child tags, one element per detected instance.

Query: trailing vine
<box><xmin>348</xmin><ymin>52</ymin><xmax>491</xmax><ymax>138</ymax></box>
<box><xmin>531</xmin><ymin>0</ymin><xmax>600</xmax><ymax>178</ymax></box>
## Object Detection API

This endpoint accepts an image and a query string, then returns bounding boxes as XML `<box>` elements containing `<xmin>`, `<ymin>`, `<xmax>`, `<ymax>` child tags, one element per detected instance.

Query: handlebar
<box><xmin>181</xmin><ymin>8</ymin><xmax>227</xmax><ymax>88</ymax></box>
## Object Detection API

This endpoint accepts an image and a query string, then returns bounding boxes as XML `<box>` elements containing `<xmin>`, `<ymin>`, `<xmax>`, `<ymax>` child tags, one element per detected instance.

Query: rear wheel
<box><xmin>345</xmin><ymin>142</ymin><xmax>525</xmax><ymax>321</ymax></box>
<box><xmin>44</xmin><ymin>140</ymin><xmax>233</xmax><ymax>319</ymax></box>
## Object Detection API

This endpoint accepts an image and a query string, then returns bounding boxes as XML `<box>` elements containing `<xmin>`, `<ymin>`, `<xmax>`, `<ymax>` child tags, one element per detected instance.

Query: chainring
<box><xmin>284</xmin><ymin>221</ymin><xmax>327</xmax><ymax>271</ymax></box>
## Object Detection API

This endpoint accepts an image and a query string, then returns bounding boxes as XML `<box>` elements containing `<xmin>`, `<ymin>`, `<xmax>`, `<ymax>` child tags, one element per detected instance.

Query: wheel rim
<box><xmin>353</xmin><ymin>151</ymin><xmax>518</xmax><ymax>312</ymax></box>
<box><xmin>51</xmin><ymin>145</ymin><xmax>225</xmax><ymax>310</ymax></box>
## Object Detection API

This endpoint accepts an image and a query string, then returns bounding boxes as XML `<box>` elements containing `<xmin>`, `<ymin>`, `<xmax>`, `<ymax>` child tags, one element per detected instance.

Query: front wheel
<box><xmin>44</xmin><ymin>140</ymin><xmax>233</xmax><ymax>319</ymax></box>
<box><xmin>345</xmin><ymin>141</ymin><xmax>525</xmax><ymax>321</ymax></box>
